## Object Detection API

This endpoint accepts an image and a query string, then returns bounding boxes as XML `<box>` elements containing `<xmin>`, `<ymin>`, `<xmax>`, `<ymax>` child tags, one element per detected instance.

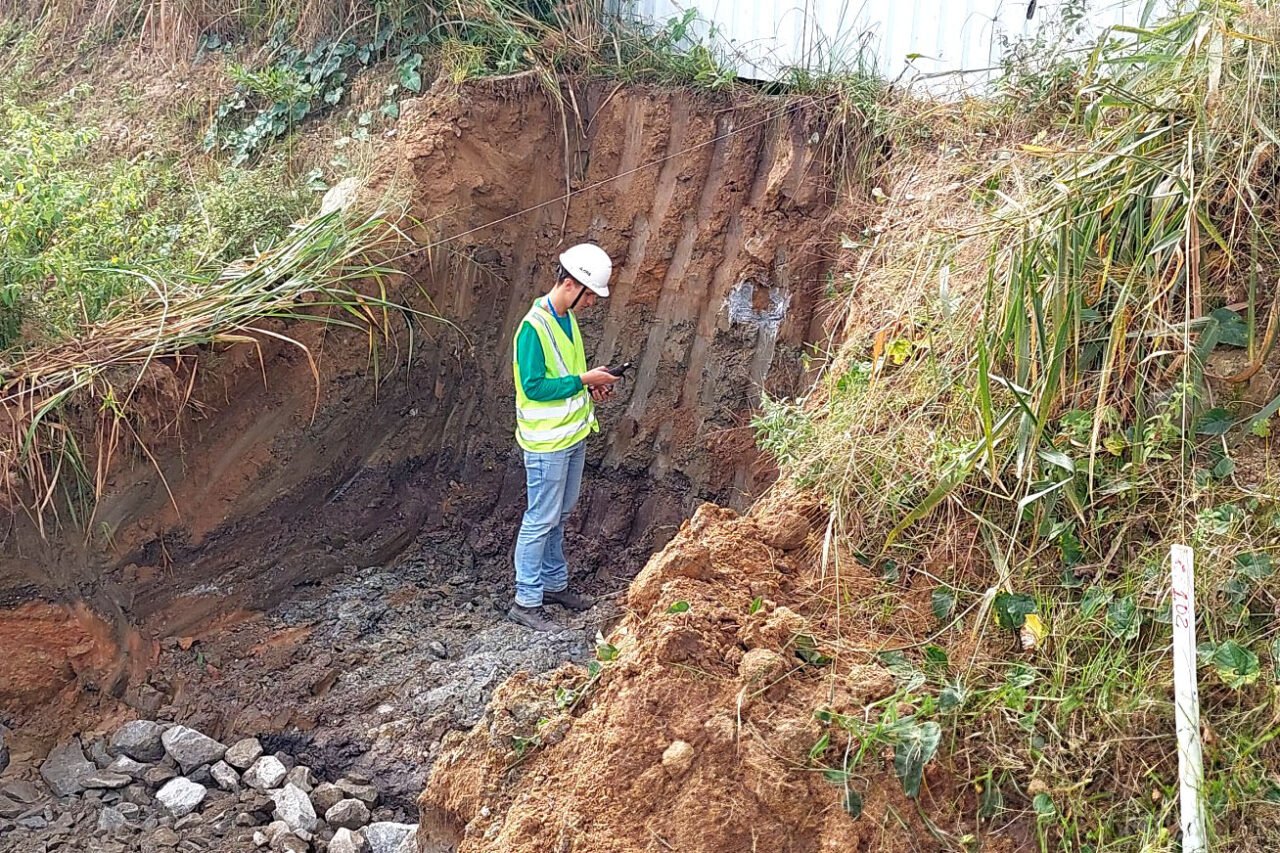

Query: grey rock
<box><xmin>309</xmin><ymin>782</ymin><xmax>345</xmax><ymax>813</ymax></box>
<box><xmin>0</xmin><ymin>724</ymin><xmax>8</xmax><ymax>775</ymax></box>
<box><xmin>273</xmin><ymin>752</ymin><xmax>296</xmax><ymax>771</ymax></box>
<box><xmin>363</xmin><ymin>822</ymin><xmax>416</xmax><ymax>853</ymax></box>
<box><xmin>123</xmin><ymin>784</ymin><xmax>153</xmax><ymax>806</ymax></box>
<box><xmin>243</xmin><ymin>755</ymin><xmax>288</xmax><ymax>790</ymax></box>
<box><xmin>107</xmin><ymin>755</ymin><xmax>149</xmax><ymax>779</ymax></box>
<box><xmin>40</xmin><ymin>740</ymin><xmax>97</xmax><ymax>797</ymax></box>
<box><xmin>17</xmin><ymin>814</ymin><xmax>48</xmax><ymax>830</ymax></box>
<box><xmin>155</xmin><ymin>777</ymin><xmax>206</xmax><ymax>817</ymax></box>
<box><xmin>98</xmin><ymin>806</ymin><xmax>128</xmax><ymax>834</ymax></box>
<box><xmin>161</xmin><ymin>726</ymin><xmax>227</xmax><ymax>773</ymax></box>
<box><xmin>188</xmin><ymin>764</ymin><xmax>215</xmax><ymax>786</ymax></box>
<box><xmin>325</xmin><ymin>798</ymin><xmax>370</xmax><ymax>830</ymax></box>
<box><xmin>225</xmin><ymin>738</ymin><xmax>264</xmax><ymax>770</ymax></box>
<box><xmin>111</xmin><ymin>721</ymin><xmax>167</xmax><ymax>763</ymax></box>
<box><xmin>174</xmin><ymin>812</ymin><xmax>204</xmax><ymax>831</ymax></box>
<box><xmin>254</xmin><ymin>829</ymin><xmax>270</xmax><ymax>846</ymax></box>
<box><xmin>144</xmin><ymin>764</ymin><xmax>179</xmax><ymax>786</ymax></box>
<box><xmin>0</xmin><ymin>795</ymin><xmax>23</xmax><ymax>820</ymax></box>
<box><xmin>81</xmin><ymin>770</ymin><xmax>133</xmax><ymax>789</ymax></box>
<box><xmin>117</xmin><ymin>802</ymin><xmax>142</xmax><ymax>819</ymax></box>
<box><xmin>89</xmin><ymin>737</ymin><xmax>114</xmax><ymax>769</ymax></box>
<box><xmin>394</xmin><ymin>833</ymin><xmax>418</xmax><ymax>853</ymax></box>
<box><xmin>2</xmin><ymin>781</ymin><xmax>41</xmax><ymax>804</ymax></box>
<box><xmin>236</xmin><ymin>811</ymin><xmax>259</xmax><ymax>826</ymax></box>
<box><xmin>329</xmin><ymin>828</ymin><xmax>368</xmax><ymax>853</ymax></box>
<box><xmin>262</xmin><ymin>819</ymin><xmax>292</xmax><ymax>843</ymax></box>
<box><xmin>272</xmin><ymin>834</ymin><xmax>310</xmax><ymax>853</ymax></box>
<box><xmin>271</xmin><ymin>783</ymin><xmax>318</xmax><ymax>833</ymax></box>
<box><xmin>336</xmin><ymin>779</ymin><xmax>378</xmax><ymax>806</ymax></box>
<box><xmin>150</xmin><ymin>826</ymin><xmax>181</xmax><ymax>846</ymax></box>
<box><xmin>428</xmin><ymin>640</ymin><xmax>448</xmax><ymax>659</ymax></box>
<box><xmin>285</xmin><ymin>765</ymin><xmax>315</xmax><ymax>792</ymax></box>
<box><xmin>211</xmin><ymin>760</ymin><xmax>240</xmax><ymax>791</ymax></box>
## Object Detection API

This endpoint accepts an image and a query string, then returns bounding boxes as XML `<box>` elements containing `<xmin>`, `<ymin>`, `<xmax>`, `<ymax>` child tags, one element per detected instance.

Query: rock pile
<box><xmin>0</xmin><ymin>720</ymin><xmax>418</xmax><ymax>852</ymax></box>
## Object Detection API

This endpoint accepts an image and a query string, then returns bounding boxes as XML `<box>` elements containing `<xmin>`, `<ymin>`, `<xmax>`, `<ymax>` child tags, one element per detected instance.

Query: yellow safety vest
<box><xmin>512</xmin><ymin>300</ymin><xmax>597</xmax><ymax>452</ymax></box>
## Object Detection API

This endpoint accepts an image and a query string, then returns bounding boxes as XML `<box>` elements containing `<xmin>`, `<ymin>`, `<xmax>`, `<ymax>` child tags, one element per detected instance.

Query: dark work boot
<box><xmin>543</xmin><ymin>588</ymin><xmax>595</xmax><ymax>611</ymax></box>
<box><xmin>507</xmin><ymin>603</ymin><xmax>559</xmax><ymax>632</ymax></box>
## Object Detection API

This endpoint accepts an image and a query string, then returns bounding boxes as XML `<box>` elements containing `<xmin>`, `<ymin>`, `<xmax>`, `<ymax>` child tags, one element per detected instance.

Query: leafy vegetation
<box><xmin>757</xmin><ymin>2</ymin><xmax>1280</xmax><ymax>849</ymax></box>
<box><xmin>0</xmin><ymin>98</ymin><xmax>308</xmax><ymax>350</ymax></box>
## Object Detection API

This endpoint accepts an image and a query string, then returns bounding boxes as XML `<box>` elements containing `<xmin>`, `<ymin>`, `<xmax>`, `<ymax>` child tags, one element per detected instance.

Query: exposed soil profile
<box><xmin>1</xmin><ymin>76</ymin><xmax>844</xmax><ymax>724</ymax></box>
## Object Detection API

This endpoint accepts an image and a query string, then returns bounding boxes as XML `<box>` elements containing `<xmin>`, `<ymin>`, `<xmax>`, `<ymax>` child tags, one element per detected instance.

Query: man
<box><xmin>508</xmin><ymin>243</ymin><xmax>620</xmax><ymax>631</ymax></box>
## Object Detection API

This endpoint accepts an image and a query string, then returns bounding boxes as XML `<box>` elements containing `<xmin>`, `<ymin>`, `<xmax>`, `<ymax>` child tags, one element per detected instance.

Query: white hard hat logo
<box><xmin>560</xmin><ymin>243</ymin><xmax>612</xmax><ymax>297</ymax></box>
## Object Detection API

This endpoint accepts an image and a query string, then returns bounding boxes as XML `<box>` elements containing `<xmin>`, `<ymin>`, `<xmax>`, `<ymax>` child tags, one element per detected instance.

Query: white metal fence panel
<box><xmin>608</xmin><ymin>0</ymin><xmax>1176</xmax><ymax>88</ymax></box>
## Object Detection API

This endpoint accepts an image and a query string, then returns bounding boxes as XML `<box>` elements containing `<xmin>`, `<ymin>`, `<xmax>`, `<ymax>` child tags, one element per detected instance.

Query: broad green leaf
<box><xmin>1236</xmin><ymin>552</ymin><xmax>1274</xmax><ymax>578</ymax></box>
<box><xmin>1210</xmin><ymin>307</ymin><xmax>1249</xmax><ymax>348</ymax></box>
<box><xmin>1106</xmin><ymin>595</ymin><xmax>1141</xmax><ymax>641</ymax></box>
<box><xmin>924</xmin><ymin>644</ymin><xmax>949</xmax><ymax>670</ymax></box>
<box><xmin>1080</xmin><ymin>586</ymin><xmax>1113</xmax><ymax>618</ymax></box>
<box><xmin>993</xmin><ymin>592</ymin><xmax>1037</xmax><ymax>631</ymax></box>
<box><xmin>939</xmin><ymin>682</ymin><xmax>966</xmax><ymax>712</ymax></box>
<box><xmin>1212</xmin><ymin>456</ymin><xmax>1236</xmax><ymax>479</ymax></box>
<box><xmin>931</xmin><ymin>587</ymin><xmax>956</xmax><ymax>622</ymax></box>
<box><xmin>596</xmin><ymin>642</ymin><xmax>619</xmax><ymax>662</ymax></box>
<box><xmin>1211</xmin><ymin>640</ymin><xmax>1260</xmax><ymax>689</ymax></box>
<box><xmin>666</xmin><ymin>600</ymin><xmax>690</xmax><ymax>614</ymax></box>
<box><xmin>893</xmin><ymin>721</ymin><xmax>941</xmax><ymax>798</ymax></box>
<box><xmin>1033</xmin><ymin>792</ymin><xmax>1057</xmax><ymax>820</ymax></box>
<box><xmin>749</xmin><ymin>596</ymin><xmax>763</xmax><ymax>615</ymax></box>
<box><xmin>1196</xmin><ymin>407</ymin><xmax>1233</xmax><ymax>435</ymax></box>
<box><xmin>842</xmin><ymin>789</ymin><xmax>863</xmax><ymax>818</ymax></box>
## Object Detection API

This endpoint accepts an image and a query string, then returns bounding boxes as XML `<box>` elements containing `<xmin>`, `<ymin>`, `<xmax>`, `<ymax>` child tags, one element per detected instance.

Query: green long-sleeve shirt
<box><xmin>515</xmin><ymin>304</ymin><xmax>584</xmax><ymax>402</ymax></box>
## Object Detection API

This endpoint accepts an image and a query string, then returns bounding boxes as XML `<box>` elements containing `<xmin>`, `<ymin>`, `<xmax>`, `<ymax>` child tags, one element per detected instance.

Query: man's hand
<box><xmin>580</xmin><ymin>367</ymin><xmax>620</xmax><ymax>388</ymax></box>
<box><xmin>590</xmin><ymin>385</ymin><xmax>616</xmax><ymax>403</ymax></box>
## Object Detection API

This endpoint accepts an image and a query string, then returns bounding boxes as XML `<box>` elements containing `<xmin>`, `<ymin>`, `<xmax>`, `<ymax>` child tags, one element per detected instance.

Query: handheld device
<box><xmin>605</xmin><ymin>362</ymin><xmax>633</xmax><ymax>378</ymax></box>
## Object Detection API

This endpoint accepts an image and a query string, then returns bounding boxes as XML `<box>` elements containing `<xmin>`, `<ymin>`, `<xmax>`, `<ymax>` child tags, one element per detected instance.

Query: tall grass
<box><xmin>0</xmin><ymin>208</ymin><xmax>435</xmax><ymax>535</ymax></box>
<box><xmin>757</xmin><ymin>2</ymin><xmax>1280</xmax><ymax>848</ymax></box>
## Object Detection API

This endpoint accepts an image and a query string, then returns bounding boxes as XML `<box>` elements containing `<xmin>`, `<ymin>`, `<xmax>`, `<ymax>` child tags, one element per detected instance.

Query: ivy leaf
<box><xmin>931</xmin><ymin>587</ymin><xmax>956</xmax><ymax>622</ymax></box>
<box><xmin>1211</xmin><ymin>640</ymin><xmax>1260</xmax><ymax>688</ymax></box>
<box><xmin>1080</xmin><ymin>586</ymin><xmax>1113</xmax><ymax>619</ymax></box>
<box><xmin>892</xmin><ymin>721</ymin><xmax>941</xmax><ymax>798</ymax></box>
<box><xmin>1212</xmin><ymin>456</ymin><xmax>1236</xmax><ymax>480</ymax></box>
<box><xmin>596</xmin><ymin>642</ymin><xmax>619</xmax><ymax>662</ymax></box>
<box><xmin>1211</xmin><ymin>307</ymin><xmax>1249</xmax><ymax>348</ymax></box>
<box><xmin>1236</xmin><ymin>552</ymin><xmax>1274</xmax><ymax>578</ymax></box>
<box><xmin>1033</xmin><ymin>792</ymin><xmax>1057</xmax><ymax>820</ymax></box>
<box><xmin>1196</xmin><ymin>407</ymin><xmax>1234</xmax><ymax>436</ymax></box>
<box><xmin>1106</xmin><ymin>595</ymin><xmax>1141</xmax><ymax>641</ymax></box>
<box><xmin>939</xmin><ymin>682</ymin><xmax>966</xmax><ymax>712</ymax></box>
<box><xmin>993</xmin><ymin>592</ymin><xmax>1037</xmax><ymax>631</ymax></box>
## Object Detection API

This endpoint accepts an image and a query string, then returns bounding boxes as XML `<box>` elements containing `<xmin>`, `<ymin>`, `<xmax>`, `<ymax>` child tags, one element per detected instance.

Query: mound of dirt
<box><xmin>415</xmin><ymin>500</ymin><xmax>992</xmax><ymax>853</ymax></box>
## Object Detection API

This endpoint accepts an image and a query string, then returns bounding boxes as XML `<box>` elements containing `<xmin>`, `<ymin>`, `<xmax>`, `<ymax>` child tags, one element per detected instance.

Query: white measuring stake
<box><xmin>1171</xmin><ymin>544</ymin><xmax>1207</xmax><ymax>853</ymax></box>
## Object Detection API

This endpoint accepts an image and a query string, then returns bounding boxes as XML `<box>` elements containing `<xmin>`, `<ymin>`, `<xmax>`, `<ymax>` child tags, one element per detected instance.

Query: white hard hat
<box><xmin>559</xmin><ymin>243</ymin><xmax>612</xmax><ymax>297</ymax></box>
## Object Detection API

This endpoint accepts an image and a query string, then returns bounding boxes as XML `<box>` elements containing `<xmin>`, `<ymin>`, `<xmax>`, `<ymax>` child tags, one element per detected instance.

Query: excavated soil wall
<box><xmin>0</xmin><ymin>77</ymin><xmax>843</xmax><ymax>715</ymax></box>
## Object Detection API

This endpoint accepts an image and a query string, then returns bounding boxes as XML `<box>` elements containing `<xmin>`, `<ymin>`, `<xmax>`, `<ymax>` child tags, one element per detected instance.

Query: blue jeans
<box><xmin>514</xmin><ymin>440</ymin><xmax>586</xmax><ymax>607</ymax></box>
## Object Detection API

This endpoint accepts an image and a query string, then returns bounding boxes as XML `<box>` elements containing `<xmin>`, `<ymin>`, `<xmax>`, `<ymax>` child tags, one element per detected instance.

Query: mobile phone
<box><xmin>605</xmin><ymin>362</ymin><xmax>633</xmax><ymax>378</ymax></box>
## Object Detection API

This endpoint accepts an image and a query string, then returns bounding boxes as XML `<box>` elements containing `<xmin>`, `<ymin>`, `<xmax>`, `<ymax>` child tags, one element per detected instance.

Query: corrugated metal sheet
<box><xmin>608</xmin><ymin>0</ymin><xmax>1175</xmax><ymax>88</ymax></box>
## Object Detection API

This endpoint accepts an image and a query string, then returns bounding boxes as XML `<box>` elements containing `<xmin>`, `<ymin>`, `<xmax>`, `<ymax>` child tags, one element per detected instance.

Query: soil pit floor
<box><xmin>0</xmin><ymin>535</ymin><xmax>616</xmax><ymax>852</ymax></box>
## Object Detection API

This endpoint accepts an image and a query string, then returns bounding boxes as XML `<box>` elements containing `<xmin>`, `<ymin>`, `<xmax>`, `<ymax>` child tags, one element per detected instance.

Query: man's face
<box><xmin>563</xmin><ymin>278</ymin><xmax>598</xmax><ymax>309</ymax></box>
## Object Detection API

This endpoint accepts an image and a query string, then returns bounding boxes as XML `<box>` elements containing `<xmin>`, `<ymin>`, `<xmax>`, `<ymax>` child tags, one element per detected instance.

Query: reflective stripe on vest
<box><xmin>513</xmin><ymin>300</ymin><xmax>597</xmax><ymax>452</ymax></box>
